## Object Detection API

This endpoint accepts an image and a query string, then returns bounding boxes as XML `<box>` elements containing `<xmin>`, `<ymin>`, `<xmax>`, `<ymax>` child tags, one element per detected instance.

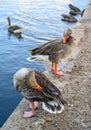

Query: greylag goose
<box><xmin>68</xmin><ymin>4</ymin><xmax>81</xmax><ymax>15</ymax></box>
<box><xmin>61</xmin><ymin>14</ymin><xmax>77</xmax><ymax>23</ymax></box>
<box><xmin>7</xmin><ymin>17</ymin><xmax>22</xmax><ymax>35</ymax></box>
<box><xmin>13</xmin><ymin>67</ymin><xmax>67</xmax><ymax>117</ymax></box>
<box><xmin>29</xmin><ymin>28</ymin><xmax>76</xmax><ymax>76</ymax></box>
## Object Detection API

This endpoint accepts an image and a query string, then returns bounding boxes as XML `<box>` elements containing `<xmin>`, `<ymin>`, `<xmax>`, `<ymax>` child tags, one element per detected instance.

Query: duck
<box><xmin>7</xmin><ymin>17</ymin><xmax>22</xmax><ymax>35</ymax></box>
<box><xmin>61</xmin><ymin>14</ymin><xmax>77</xmax><ymax>23</ymax></box>
<box><xmin>13</xmin><ymin>67</ymin><xmax>67</xmax><ymax>118</ymax></box>
<box><xmin>29</xmin><ymin>28</ymin><xmax>76</xmax><ymax>76</ymax></box>
<box><xmin>68</xmin><ymin>4</ymin><xmax>81</xmax><ymax>15</ymax></box>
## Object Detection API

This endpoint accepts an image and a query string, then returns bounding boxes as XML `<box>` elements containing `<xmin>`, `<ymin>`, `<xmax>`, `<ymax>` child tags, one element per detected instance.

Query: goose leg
<box><xmin>23</xmin><ymin>102</ymin><xmax>35</xmax><ymax>118</ymax></box>
<box><xmin>54</xmin><ymin>63</ymin><xmax>64</xmax><ymax>76</ymax></box>
<box><xmin>30</xmin><ymin>102</ymin><xmax>40</xmax><ymax>109</ymax></box>
<box><xmin>52</xmin><ymin>62</ymin><xmax>60</xmax><ymax>71</ymax></box>
<box><xmin>52</xmin><ymin>62</ymin><xmax>55</xmax><ymax>71</ymax></box>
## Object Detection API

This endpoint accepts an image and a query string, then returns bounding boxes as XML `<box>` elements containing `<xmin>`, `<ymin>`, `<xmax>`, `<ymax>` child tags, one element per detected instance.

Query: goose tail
<box><xmin>42</xmin><ymin>101</ymin><xmax>64</xmax><ymax>114</ymax></box>
<box><xmin>30</xmin><ymin>46</ymin><xmax>43</xmax><ymax>55</ymax></box>
<box><xmin>27</xmin><ymin>55</ymin><xmax>49</xmax><ymax>62</ymax></box>
<box><xmin>27</xmin><ymin>56</ymin><xmax>38</xmax><ymax>62</ymax></box>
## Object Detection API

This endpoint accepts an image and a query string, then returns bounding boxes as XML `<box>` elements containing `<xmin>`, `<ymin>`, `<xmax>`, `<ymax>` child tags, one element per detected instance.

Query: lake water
<box><xmin>0</xmin><ymin>0</ymin><xmax>89</xmax><ymax>127</ymax></box>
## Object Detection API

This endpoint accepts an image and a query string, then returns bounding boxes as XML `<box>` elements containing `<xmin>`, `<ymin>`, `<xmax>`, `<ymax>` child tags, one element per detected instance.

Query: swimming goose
<box><xmin>68</xmin><ymin>4</ymin><xmax>81</xmax><ymax>15</ymax></box>
<box><xmin>61</xmin><ymin>14</ymin><xmax>77</xmax><ymax>23</ymax></box>
<box><xmin>7</xmin><ymin>17</ymin><xmax>22</xmax><ymax>35</ymax></box>
<box><xmin>29</xmin><ymin>28</ymin><xmax>75</xmax><ymax>76</ymax></box>
<box><xmin>13</xmin><ymin>67</ymin><xmax>67</xmax><ymax>117</ymax></box>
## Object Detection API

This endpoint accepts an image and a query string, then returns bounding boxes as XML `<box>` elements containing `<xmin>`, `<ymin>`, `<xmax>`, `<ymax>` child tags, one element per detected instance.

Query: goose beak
<box><xmin>63</xmin><ymin>36</ymin><xmax>69</xmax><ymax>43</ymax></box>
<box><xmin>34</xmin><ymin>85</ymin><xmax>42</xmax><ymax>90</ymax></box>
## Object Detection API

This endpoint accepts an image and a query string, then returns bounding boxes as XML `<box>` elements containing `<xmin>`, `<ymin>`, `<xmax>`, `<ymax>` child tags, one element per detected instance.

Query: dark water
<box><xmin>0</xmin><ymin>0</ymin><xmax>89</xmax><ymax>127</ymax></box>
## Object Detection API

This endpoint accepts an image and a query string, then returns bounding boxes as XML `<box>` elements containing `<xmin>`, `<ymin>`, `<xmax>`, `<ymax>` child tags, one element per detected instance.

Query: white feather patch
<box><xmin>42</xmin><ymin>101</ymin><xmax>64</xmax><ymax>114</ymax></box>
<box><xmin>27</xmin><ymin>55</ymin><xmax>49</xmax><ymax>62</ymax></box>
<box><xmin>14</xmin><ymin>29</ymin><xmax>22</xmax><ymax>34</ymax></box>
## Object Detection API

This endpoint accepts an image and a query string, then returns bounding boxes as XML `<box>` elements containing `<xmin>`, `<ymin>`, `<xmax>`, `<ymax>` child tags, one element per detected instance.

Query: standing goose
<box><xmin>68</xmin><ymin>4</ymin><xmax>81</xmax><ymax>15</ymax></box>
<box><xmin>61</xmin><ymin>14</ymin><xmax>77</xmax><ymax>23</ymax></box>
<box><xmin>7</xmin><ymin>17</ymin><xmax>22</xmax><ymax>35</ymax></box>
<box><xmin>13</xmin><ymin>67</ymin><xmax>67</xmax><ymax>118</ymax></box>
<box><xmin>28</xmin><ymin>28</ymin><xmax>76</xmax><ymax>76</ymax></box>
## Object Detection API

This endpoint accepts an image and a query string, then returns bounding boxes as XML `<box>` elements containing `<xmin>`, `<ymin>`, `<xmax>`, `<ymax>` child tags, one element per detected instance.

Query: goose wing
<box><xmin>30</xmin><ymin>39</ymin><xmax>63</xmax><ymax>55</ymax></box>
<box><xmin>34</xmin><ymin>70</ymin><xmax>67</xmax><ymax>104</ymax></box>
<box><xmin>34</xmin><ymin>70</ymin><xmax>67</xmax><ymax>113</ymax></box>
<box><xmin>10</xmin><ymin>25</ymin><xmax>21</xmax><ymax>30</ymax></box>
<box><xmin>30</xmin><ymin>40</ymin><xmax>53</xmax><ymax>53</ymax></box>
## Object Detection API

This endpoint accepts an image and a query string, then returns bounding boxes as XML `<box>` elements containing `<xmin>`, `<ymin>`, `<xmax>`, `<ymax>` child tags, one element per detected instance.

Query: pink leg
<box><xmin>55</xmin><ymin>64</ymin><xmax>64</xmax><ymax>76</ymax></box>
<box><xmin>52</xmin><ymin>62</ymin><xmax>55</xmax><ymax>71</ymax></box>
<box><xmin>52</xmin><ymin>62</ymin><xmax>61</xmax><ymax>71</ymax></box>
<box><xmin>23</xmin><ymin>102</ymin><xmax>35</xmax><ymax>118</ymax></box>
<box><xmin>30</xmin><ymin>102</ymin><xmax>40</xmax><ymax>109</ymax></box>
<box><xmin>55</xmin><ymin>71</ymin><xmax>64</xmax><ymax>76</ymax></box>
<box><xmin>56</xmin><ymin>65</ymin><xmax>61</xmax><ymax>71</ymax></box>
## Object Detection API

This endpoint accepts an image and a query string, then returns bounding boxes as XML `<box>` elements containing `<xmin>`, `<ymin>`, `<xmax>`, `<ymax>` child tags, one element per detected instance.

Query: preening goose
<box><xmin>13</xmin><ymin>67</ymin><xmax>67</xmax><ymax>117</ymax></box>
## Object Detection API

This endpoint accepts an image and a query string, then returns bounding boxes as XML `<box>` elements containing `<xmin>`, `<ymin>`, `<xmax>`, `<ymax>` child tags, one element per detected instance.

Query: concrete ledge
<box><xmin>1</xmin><ymin>1</ymin><xmax>91</xmax><ymax>130</ymax></box>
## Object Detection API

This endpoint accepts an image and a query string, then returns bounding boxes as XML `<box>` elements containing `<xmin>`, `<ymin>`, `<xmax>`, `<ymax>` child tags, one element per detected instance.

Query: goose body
<box><xmin>31</xmin><ymin>38</ymin><xmax>73</xmax><ymax>62</ymax></box>
<box><xmin>61</xmin><ymin>14</ymin><xmax>77</xmax><ymax>23</ymax></box>
<box><xmin>13</xmin><ymin>67</ymin><xmax>67</xmax><ymax>117</ymax></box>
<box><xmin>29</xmin><ymin>28</ymin><xmax>75</xmax><ymax>76</ymax></box>
<box><xmin>68</xmin><ymin>4</ymin><xmax>81</xmax><ymax>15</ymax></box>
<box><xmin>7</xmin><ymin>17</ymin><xmax>22</xmax><ymax>35</ymax></box>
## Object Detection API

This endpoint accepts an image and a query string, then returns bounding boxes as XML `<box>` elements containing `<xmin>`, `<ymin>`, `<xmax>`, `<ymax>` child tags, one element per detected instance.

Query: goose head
<box><xmin>13</xmin><ymin>68</ymin><xmax>39</xmax><ymax>91</ymax></box>
<box><xmin>63</xmin><ymin>28</ymin><xmax>72</xmax><ymax>43</ymax></box>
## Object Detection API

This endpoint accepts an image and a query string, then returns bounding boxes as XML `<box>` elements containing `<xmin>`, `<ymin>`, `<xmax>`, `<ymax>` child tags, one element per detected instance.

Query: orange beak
<box><xmin>35</xmin><ymin>85</ymin><xmax>42</xmax><ymax>90</ymax></box>
<box><xmin>63</xmin><ymin>36</ymin><xmax>69</xmax><ymax>43</ymax></box>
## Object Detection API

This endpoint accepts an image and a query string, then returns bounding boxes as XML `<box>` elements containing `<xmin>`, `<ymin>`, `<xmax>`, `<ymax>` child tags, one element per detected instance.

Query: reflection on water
<box><xmin>8</xmin><ymin>32</ymin><xmax>24</xmax><ymax>40</ymax></box>
<box><xmin>0</xmin><ymin>0</ymin><xmax>89</xmax><ymax>127</ymax></box>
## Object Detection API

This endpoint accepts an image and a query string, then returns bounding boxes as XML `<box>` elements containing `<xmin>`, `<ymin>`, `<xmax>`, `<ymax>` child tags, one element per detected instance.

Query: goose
<box><xmin>68</xmin><ymin>4</ymin><xmax>81</xmax><ymax>15</ymax></box>
<box><xmin>28</xmin><ymin>28</ymin><xmax>76</xmax><ymax>76</ymax></box>
<box><xmin>61</xmin><ymin>14</ymin><xmax>77</xmax><ymax>23</ymax></box>
<box><xmin>7</xmin><ymin>17</ymin><xmax>22</xmax><ymax>35</ymax></box>
<box><xmin>13</xmin><ymin>67</ymin><xmax>67</xmax><ymax>117</ymax></box>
